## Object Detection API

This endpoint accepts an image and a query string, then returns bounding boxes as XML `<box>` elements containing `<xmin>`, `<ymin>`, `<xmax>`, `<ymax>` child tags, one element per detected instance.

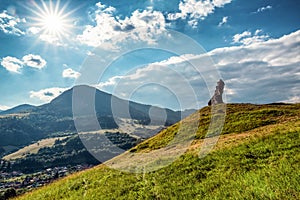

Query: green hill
<box><xmin>14</xmin><ymin>103</ymin><xmax>300</xmax><ymax>200</ymax></box>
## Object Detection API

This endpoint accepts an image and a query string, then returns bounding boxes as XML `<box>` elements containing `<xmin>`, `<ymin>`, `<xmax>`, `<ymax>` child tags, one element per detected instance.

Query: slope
<box><xmin>14</xmin><ymin>103</ymin><xmax>300</xmax><ymax>200</ymax></box>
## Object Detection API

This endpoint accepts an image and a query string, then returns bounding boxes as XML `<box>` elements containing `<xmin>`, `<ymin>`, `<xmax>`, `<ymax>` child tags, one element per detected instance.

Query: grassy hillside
<box><xmin>15</xmin><ymin>103</ymin><xmax>300</xmax><ymax>200</ymax></box>
<box><xmin>3</xmin><ymin>137</ymin><xmax>67</xmax><ymax>160</ymax></box>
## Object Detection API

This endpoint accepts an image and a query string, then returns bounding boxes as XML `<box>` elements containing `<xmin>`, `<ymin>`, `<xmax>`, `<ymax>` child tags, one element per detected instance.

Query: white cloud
<box><xmin>1</xmin><ymin>54</ymin><xmax>47</xmax><ymax>73</ymax></box>
<box><xmin>166</xmin><ymin>13</ymin><xmax>182</xmax><ymax>21</ymax></box>
<box><xmin>97</xmin><ymin>30</ymin><xmax>300</xmax><ymax>108</ymax></box>
<box><xmin>27</xmin><ymin>27</ymin><xmax>40</xmax><ymax>35</ymax></box>
<box><xmin>285</xmin><ymin>96</ymin><xmax>300</xmax><ymax>103</ymax></box>
<box><xmin>87</xmin><ymin>51</ymin><xmax>95</xmax><ymax>56</ymax></box>
<box><xmin>97</xmin><ymin>53</ymin><xmax>214</xmax><ymax>109</ymax></box>
<box><xmin>39</xmin><ymin>34</ymin><xmax>67</xmax><ymax>46</ymax></box>
<box><xmin>0</xmin><ymin>105</ymin><xmax>11</xmax><ymax>111</ymax></box>
<box><xmin>209</xmin><ymin>30</ymin><xmax>300</xmax><ymax>103</ymax></box>
<box><xmin>0</xmin><ymin>10</ymin><xmax>26</xmax><ymax>36</ymax></box>
<box><xmin>77</xmin><ymin>3</ymin><xmax>166</xmax><ymax>47</ymax></box>
<box><xmin>30</xmin><ymin>87</ymin><xmax>68</xmax><ymax>103</ymax></box>
<box><xmin>218</xmin><ymin>16</ymin><xmax>228</xmax><ymax>27</ymax></box>
<box><xmin>0</xmin><ymin>56</ymin><xmax>23</xmax><ymax>73</ymax></box>
<box><xmin>232</xmin><ymin>30</ymin><xmax>269</xmax><ymax>45</ymax></box>
<box><xmin>213</xmin><ymin>30</ymin><xmax>300</xmax><ymax>66</ymax></box>
<box><xmin>224</xmin><ymin>87</ymin><xmax>235</xmax><ymax>95</ymax></box>
<box><xmin>167</xmin><ymin>0</ymin><xmax>232</xmax><ymax>28</ymax></box>
<box><xmin>62</xmin><ymin>68</ymin><xmax>81</xmax><ymax>79</ymax></box>
<box><xmin>179</xmin><ymin>0</ymin><xmax>215</xmax><ymax>19</ymax></box>
<box><xmin>212</xmin><ymin>0</ymin><xmax>232</xmax><ymax>7</ymax></box>
<box><xmin>255</xmin><ymin>5</ymin><xmax>272</xmax><ymax>13</ymax></box>
<box><xmin>27</xmin><ymin>27</ymin><xmax>65</xmax><ymax>46</ymax></box>
<box><xmin>187</xmin><ymin>19</ymin><xmax>199</xmax><ymax>28</ymax></box>
<box><xmin>232</xmin><ymin>31</ymin><xmax>251</xmax><ymax>43</ymax></box>
<box><xmin>97</xmin><ymin>65</ymin><xmax>201</xmax><ymax>109</ymax></box>
<box><xmin>22</xmin><ymin>54</ymin><xmax>47</xmax><ymax>69</ymax></box>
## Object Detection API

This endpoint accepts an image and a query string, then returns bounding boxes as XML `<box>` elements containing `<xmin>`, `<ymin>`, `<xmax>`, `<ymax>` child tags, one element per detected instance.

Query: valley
<box><xmin>0</xmin><ymin>85</ymin><xmax>190</xmax><ymax>198</ymax></box>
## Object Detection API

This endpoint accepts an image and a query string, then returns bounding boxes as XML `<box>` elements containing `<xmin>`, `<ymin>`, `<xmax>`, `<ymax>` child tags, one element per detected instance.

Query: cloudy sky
<box><xmin>0</xmin><ymin>0</ymin><xmax>299</xmax><ymax>111</ymax></box>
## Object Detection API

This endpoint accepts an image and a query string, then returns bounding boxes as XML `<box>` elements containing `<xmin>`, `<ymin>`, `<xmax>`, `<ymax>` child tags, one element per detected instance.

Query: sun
<box><xmin>28</xmin><ymin>0</ymin><xmax>75</xmax><ymax>42</ymax></box>
<box><xmin>42</xmin><ymin>14</ymin><xmax>64</xmax><ymax>34</ymax></box>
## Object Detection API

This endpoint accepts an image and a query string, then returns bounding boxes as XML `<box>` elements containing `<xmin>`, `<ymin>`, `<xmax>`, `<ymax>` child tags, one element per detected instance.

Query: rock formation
<box><xmin>208</xmin><ymin>79</ymin><xmax>225</xmax><ymax>106</ymax></box>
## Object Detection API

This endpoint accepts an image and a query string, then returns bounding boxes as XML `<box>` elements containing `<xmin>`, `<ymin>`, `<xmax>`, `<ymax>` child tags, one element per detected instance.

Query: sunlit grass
<box><xmin>15</xmin><ymin>103</ymin><xmax>300</xmax><ymax>200</ymax></box>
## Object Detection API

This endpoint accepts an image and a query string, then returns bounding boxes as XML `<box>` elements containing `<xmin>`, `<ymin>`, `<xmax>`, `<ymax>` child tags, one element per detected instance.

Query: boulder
<box><xmin>208</xmin><ymin>79</ymin><xmax>225</xmax><ymax>106</ymax></box>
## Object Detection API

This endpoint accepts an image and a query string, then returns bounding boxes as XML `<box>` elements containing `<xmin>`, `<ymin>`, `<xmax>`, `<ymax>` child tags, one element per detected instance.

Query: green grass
<box><xmin>131</xmin><ymin>103</ymin><xmax>299</xmax><ymax>152</ymax></box>
<box><xmin>15</xmin><ymin>103</ymin><xmax>300</xmax><ymax>200</ymax></box>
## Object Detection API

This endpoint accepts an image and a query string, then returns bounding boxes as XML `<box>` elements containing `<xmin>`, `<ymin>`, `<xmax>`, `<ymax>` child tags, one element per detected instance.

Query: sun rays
<box><xmin>27</xmin><ymin>0</ymin><xmax>75</xmax><ymax>44</ymax></box>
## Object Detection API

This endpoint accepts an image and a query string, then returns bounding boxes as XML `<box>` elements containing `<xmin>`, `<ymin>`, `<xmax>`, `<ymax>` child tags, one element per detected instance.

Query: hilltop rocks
<box><xmin>208</xmin><ymin>79</ymin><xmax>225</xmax><ymax>106</ymax></box>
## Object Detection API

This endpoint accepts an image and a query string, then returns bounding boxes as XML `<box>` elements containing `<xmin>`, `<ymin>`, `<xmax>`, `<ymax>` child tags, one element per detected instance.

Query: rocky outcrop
<box><xmin>208</xmin><ymin>79</ymin><xmax>225</xmax><ymax>106</ymax></box>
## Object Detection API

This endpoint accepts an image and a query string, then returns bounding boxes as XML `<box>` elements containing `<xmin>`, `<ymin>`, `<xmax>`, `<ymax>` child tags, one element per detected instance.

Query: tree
<box><xmin>4</xmin><ymin>188</ymin><xmax>17</xmax><ymax>199</ymax></box>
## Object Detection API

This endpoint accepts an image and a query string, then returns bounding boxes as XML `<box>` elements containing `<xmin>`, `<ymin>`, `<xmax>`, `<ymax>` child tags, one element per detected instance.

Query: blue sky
<box><xmin>0</xmin><ymin>0</ymin><xmax>299</xmax><ymax>110</ymax></box>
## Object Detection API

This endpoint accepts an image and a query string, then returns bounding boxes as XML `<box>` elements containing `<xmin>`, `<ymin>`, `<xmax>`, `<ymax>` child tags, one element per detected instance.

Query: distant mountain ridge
<box><xmin>1</xmin><ymin>85</ymin><xmax>195</xmax><ymax>119</ymax></box>
<box><xmin>0</xmin><ymin>104</ymin><xmax>36</xmax><ymax>115</ymax></box>
<box><xmin>0</xmin><ymin>85</ymin><xmax>186</xmax><ymax>150</ymax></box>
<box><xmin>39</xmin><ymin>85</ymin><xmax>182</xmax><ymax>122</ymax></box>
